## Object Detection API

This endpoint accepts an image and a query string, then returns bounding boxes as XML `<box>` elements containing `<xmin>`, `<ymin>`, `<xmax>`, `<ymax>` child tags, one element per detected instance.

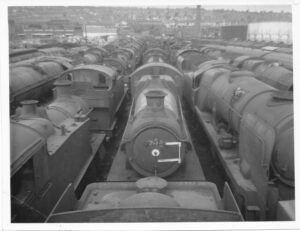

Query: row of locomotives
<box><xmin>231</xmin><ymin>55</ymin><xmax>293</xmax><ymax>91</ymax></box>
<box><xmin>142</xmin><ymin>47</ymin><xmax>169</xmax><ymax>64</ymax></box>
<box><xmin>10</xmin><ymin>68</ymin><xmax>124</xmax><ymax>222</ymax></box>
<box><xmin>45</xmin><ymin>47</ymin><xmax>244</xmax><ymax>223</ymax></box>
<box><xmin>181</xmin><ymin>46</ymin><xmax>293</xmax><ymax>92</ymax></box>
<box><xmin>9</xmin><ymin>47</ymin><xmax>67</xmax><ymax>63</ymax></box>
<box><xmin>106</xmin><ymin>37</ymin><xmax>146</xmax><ymax>91</ymax></box>
<box><xmin>10</xmin><ymin>38</ymin><xmax>145</xmax><ymax>222</ymax></box>
<box><xmin>175</xmin><ymin>50</ymin><xmax>294</xmax><ymax>221</ymax></box>
<box><xmin>9</xmin><ymin>41</ymin><xmax>119</xmax><ymax>115</ymax></box>
<box><xmin>194</xmin><ymin>38</ymin><xmax>293</xmax><ymax>53</ymax></box>
<box><xmin>81</xmin><ymin>47</ymin><xmax>110</xmax><ymax>65</ymax></box>
<box><xmin>198</xmin><ymin>43</ymin><xmax>293</xmax><ymax>71</ymax></box>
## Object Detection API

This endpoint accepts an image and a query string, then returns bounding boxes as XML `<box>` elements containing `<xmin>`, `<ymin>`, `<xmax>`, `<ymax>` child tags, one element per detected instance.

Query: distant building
<box><xmin>221</xmin><ymin>25</ymin><xmax>248</xmax><ymax>40</ymax></box>
<box><xmin>83</xmin><ymin>25</ymin><xmax>117</xmax><ymax>38</ymax></box>
<box><xmin>247</xmin><ymin>22</ymin><xmax>292</xmax><ymax>44</ymax></box>
<box><xmin>130</xmin><ymin>19</ymin><xmax>166</xmax><ymax>35</ymax></box>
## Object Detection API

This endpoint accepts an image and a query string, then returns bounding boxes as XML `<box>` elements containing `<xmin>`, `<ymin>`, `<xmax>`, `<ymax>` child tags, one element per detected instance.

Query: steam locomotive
<box><xmin>10</xmin><ymin>44</ymin><xmax>111</xmax><ymax>112</ymax></box>
<box><xmin>175</xmin><ymin>48</ymin><xmax>294</xmax><ymax>221</ymax></box>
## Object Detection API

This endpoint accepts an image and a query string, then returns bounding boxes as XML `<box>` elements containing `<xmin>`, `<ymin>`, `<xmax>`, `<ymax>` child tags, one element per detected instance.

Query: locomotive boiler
<box><xmin>10</xmin><ymin>56</ymin><xmax>73</xmax><ymax>112</ymax></box>
<box><xmin>121</xmin><ymin>63</ymin><xmax>190</xmax><ymax>177</ymax></box>
<box><xmin>177</xmin><ymin>47</ymin><xmax>293</xmax><ymax>94</ymax></box>
<box><xmin>111</xmin><ymin>44</ymin><xmax>191</xmax><ymax>177</ymax></box>
<box><xmin>142</xmin><ymin>48</ymin><xmax>168</xmax><ymax>64</ymax></box>
<box><xmin>198</xmin><ymin>44</ymin><xmax>293</xmax><ymax>70</ymax></box>
<box><xmin>231</xmin><ymin>55</ymin><xmax>293</xmax><ymax>91</ymax></box>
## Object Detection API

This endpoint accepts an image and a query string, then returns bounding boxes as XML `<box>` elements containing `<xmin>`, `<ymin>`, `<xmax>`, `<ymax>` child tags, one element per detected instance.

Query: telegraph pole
<box><xmin>195</xmin><ymin>5</ymin><xmax>201</xmax><ymax>38</ymax></box>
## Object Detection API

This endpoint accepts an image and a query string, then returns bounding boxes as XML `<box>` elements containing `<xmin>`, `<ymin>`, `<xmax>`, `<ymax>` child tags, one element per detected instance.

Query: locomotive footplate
<box><xmin>73</xmin><ymin>133</ymin><xmax>106</xmax><ymax>190</ymax></box>
<box><xmin>107</xmin><ymin>139</ymin><xmax>205</xmax><ymax>181</ymax></box>
<box><xmin>195</xmin><ymin>108</ymin><xmax>263</xmax><ymax>220</ymax></box>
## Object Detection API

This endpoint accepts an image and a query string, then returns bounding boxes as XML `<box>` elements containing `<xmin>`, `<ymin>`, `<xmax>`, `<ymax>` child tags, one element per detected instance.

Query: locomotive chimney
<box><xmin>153</xmin><ymin>55</ymin><xmax>160</xmax><ymax>62</ymax></box>
<box><xmin>54</xmin><ymin>80</ymin><xmax>72</xmax><ymax>98</ymax></box>
<box><xmin>145</xmin><ymin>90</ymin><xmax>166</xmax><ymax>112</ymax></box>
<box><xmin>20</xmin><ymin>100</ymin><xmax>38</xmax><ymax>117</ymax></box>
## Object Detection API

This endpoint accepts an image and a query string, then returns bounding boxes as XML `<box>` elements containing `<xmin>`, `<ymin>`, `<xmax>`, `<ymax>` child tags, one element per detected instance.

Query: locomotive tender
<box><xmin>46</xmin><ymin>177</ymin><xmax>243</xmax><ymax>222</ymax></box>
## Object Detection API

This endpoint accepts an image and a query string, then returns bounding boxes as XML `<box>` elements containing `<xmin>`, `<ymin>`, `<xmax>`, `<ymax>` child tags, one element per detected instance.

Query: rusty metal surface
<box><xmin>61</xmin><ymin>64</ymin><xmax>116</xmax><ymax>78</ymax></box>
<box><xmin>10</xmin><ymin>121</ymin><xmax>45</xmax><ymax>175</ymax></box>
<box><xmin>175</xmin><ymin>48</ymin><xmax>201</xmax><ymax>58</ymax></box>
<box><xmin>130</xmin><ymin>62</ymin><xmax>183</xmax><ymax>96</ymax></box>
<box><xmin>123</xmin><ymin>76</ymin><xmax>190</xmax><ymax>177</ymax></box>
<box><xmin>276</xmin><ymin>200</ymin><xmax>295</xmax><ymax>221</ymax></box>
<box><xmin>46</xmin><ymin>181</ymin><xmax>243</xmax><ymax>222</ymax></box>
<box><xmin>103</xmin><ymin>57</ymin><xmax>126</xmax><ymax>75</ymax></box>
<box><xmin>58</xmin><ymin>65</ymin><xmax>126</xmax><ymax>132</ymax></box>
<box><xmin>79</xmin><ymin>181</ymin><xmax>221</xmax><ymax>210</ymax></box>
<box><xmin>11</xmin><ymin>114</ymin><xmax>98</xmax><ymax>221</ymax></box>
<box><xmin>10</xmin><ymin>58</ymin><xmax>72</xmax><ymax>109</ymax></box>
<box><xmin>194</xmin><ymin>108</ymin><xmax>259</xmax><ymax>219</ymax></box>
<box><xmin>232</xmin><ymin>56</ymin><xmax>293</xmax><ymax>91</ymax></box>
<box><xmin>192</xmin><ymin>65</ymin><xmax>294</xmax><ymax>220</ymax></box>
<box><xmin>48</xmin><ymin>207</ymin><xmax>243</xmax><ymax>222</ymax></box>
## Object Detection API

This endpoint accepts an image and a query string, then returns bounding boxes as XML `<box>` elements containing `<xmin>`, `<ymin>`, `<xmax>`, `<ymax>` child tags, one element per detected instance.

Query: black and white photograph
<box><xmin>1</xmin><ymin>0</ymin><xmax>299</xmax><ymax>230</ymax></box>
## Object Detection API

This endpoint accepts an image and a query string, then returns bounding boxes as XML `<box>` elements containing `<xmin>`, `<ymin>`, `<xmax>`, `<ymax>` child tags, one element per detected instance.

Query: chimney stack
<box><xmin>20</xmin><ymin>100</ymin><xmax>38</xmax><ymax>118</ymax></box>
<box><xmin>54</xmin><ymin>80</ymin><xmax>72</xmax><ymax>98</ymax></box>
<box><xmin>195</xmin><ymin>5</ymin><xmax>201</xmax><ymax>38</ymax></box>
<box><xmin>145</xmin><ymin>90</ymin><xmax>166</xmax><ymax>112</ymax></box>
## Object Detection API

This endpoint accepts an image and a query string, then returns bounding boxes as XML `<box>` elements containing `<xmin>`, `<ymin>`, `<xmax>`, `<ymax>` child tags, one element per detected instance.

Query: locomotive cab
<box><xmin>58</xmin><ymin>65</ymin><xmax>127</xmax><ymax>134</ymax></box>
<box><xmin>11</xmin><ymin>100</ymin><xmax>93</xmax><ymax>222</ymax></box>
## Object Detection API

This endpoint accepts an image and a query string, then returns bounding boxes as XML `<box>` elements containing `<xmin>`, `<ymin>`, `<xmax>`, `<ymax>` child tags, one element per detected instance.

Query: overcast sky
<box><xmin>143</xmin><ymin>5</ymin><xmax>292</xmax><ymax>13</ymax></box>
<box><xmin>201</xmin><ymin>5</ymin><xmax>291</xmax><ymax>13</ymax></box>
<box><xmin>135</xmin><ymin>5</ymin><xmax>292</xmax><ymax>13</ymax></box>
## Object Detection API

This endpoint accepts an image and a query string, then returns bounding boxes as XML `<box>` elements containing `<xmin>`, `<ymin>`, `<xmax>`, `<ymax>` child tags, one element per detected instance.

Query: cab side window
<box><xmin>66</xmin><ymin>73</ymin><xmax>73</xmax><ymax>81</ymax></box>
<box><xmin>94</xmin><ymin>74</ymin><xmax>108</xmax><ymax>89</ymax></box>
<box><xmin>193</xmin><ymin>76</ymin><xmax>200</xmax><ymax>89</ymax></box>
